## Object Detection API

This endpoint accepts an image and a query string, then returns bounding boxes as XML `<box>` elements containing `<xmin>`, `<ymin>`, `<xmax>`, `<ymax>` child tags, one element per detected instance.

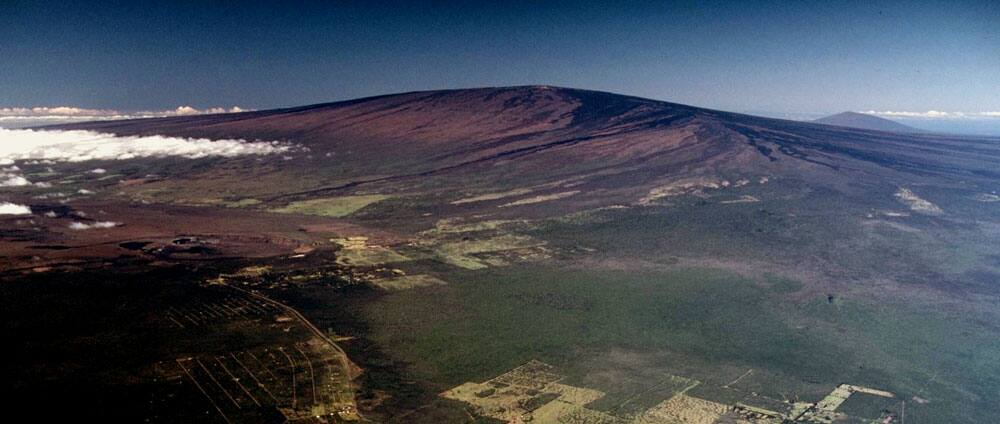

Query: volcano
<box><xmin>813</xmin><ymin>111</ymin><xmax>923</xmax><ymax>133</ymax></box>
<box><xmin>4</xmin><ymin>87</ymin><xmax>1000</xmax><ymax>423</ymax></box>
<box><xmin>48</xmin><ymin>86</ymin><xmax>998</xmax><ymax>215</ymax></box>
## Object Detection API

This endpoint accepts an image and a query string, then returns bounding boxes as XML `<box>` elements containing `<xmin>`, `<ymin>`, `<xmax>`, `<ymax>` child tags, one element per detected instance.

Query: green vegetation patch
<box><xmin>372</xmin><ymin>274</ymin><xmax>447</xmax><ymax>290</ymax></box>
<box><xmin>336</xmin><ymin>246</ymin><xmax>410</xmax><ymax>267</ymax></box>
<box><xmin>421</xmin><ymin>218</ymin><xmax>521</xmax><ymax>236</ymax></box>
<box><xmin>434</xmin><ymin>234</ymin><xmax>545</xmax><ymax>270</ymax></box>
<box><xmin>272</xmin><ymin>194</ymin><xmax>389</xmax><ymax>217</ymax></box>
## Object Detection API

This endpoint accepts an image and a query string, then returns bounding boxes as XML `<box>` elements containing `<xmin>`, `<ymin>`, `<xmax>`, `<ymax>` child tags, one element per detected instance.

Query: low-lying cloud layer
<box><xmin>0</xmin><ymin>128</ymin><xmax>296</xmax><ymax>186</ymax></box>
<box><xmin>0</xmin><ymin>128</ymin><xmax>293</xmax><ymax>163</ymax></box>
<box><xmin>0</xmin><ymin>106</ymin><xmax>248</xmax><ymax>128</ymax></box>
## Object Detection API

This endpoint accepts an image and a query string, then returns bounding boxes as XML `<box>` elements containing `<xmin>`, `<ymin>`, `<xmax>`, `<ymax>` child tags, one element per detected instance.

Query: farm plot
<box><xmin>444</xmin><ymin>361</ymin><xmax>902</xmax><ymax>424</ymax></box>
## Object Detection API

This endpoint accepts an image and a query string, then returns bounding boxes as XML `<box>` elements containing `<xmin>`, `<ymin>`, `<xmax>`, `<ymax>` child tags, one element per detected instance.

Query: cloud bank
<box><xmin>0</xmin><ymin>128</ymin><xmax>296</xmax><ymax>186</ymax></box>
<box><xmin>0</xmin><ymin>128</ymin><xmax>294</xmax><ymax>163</ymax></box>
<box><xmin>0</xmin><ymin>106</ymin><xmax>249</xmax><ymax>128</ymax></box>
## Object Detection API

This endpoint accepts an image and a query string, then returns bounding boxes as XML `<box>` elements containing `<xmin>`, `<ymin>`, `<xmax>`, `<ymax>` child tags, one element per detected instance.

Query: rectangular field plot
<box><xmin>444</xmin><ymin>361</ymin><xmax>904</xmax><ymax>424</ymax></box>
<box><xmin>821</xmin><ymin>386</ymin><xmax>901</xmax><ymax>424</ymax></box>
<box><xmin>586</xmin><ymin>374</ymin><xmax>699</xmax><ymax>418</ymax></box>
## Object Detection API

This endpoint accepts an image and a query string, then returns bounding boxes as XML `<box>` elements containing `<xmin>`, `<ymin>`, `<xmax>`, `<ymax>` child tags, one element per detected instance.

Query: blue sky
<box><xmin>1</xmin><ymin>1</ymin><xmax>998</xmax><ymax>133</ymax></box>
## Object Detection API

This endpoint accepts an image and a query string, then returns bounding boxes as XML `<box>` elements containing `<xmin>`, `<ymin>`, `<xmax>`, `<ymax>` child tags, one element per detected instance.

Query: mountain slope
<box><xmin>49</xmin><ymin>86</ymin><xmax>999</xmax><ymax>216</ymax></box>
<box><xmin>39</xmin><ymin>87</ymin><xmax>1000</xmax><ymax>293</ymax></box>
<box><xmin>813</xmin><ymin>111</ymin><xmax>922</xmax><ymax>133</ymax></box>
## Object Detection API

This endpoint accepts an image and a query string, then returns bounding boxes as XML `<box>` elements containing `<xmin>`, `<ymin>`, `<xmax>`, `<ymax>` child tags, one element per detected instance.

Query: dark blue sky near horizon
<box><xmin>2</xmin><ymin>0</ymin><xmax>998</xmax><ymax>119</ymax></box>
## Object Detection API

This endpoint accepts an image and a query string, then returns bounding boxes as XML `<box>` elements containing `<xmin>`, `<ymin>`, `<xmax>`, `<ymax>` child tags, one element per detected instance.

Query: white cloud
<box><xmin>0</xmin><ymin>128</ymin><xmax>295</xmax><ymax>163</ymax></box>
<box><xmin>0</xmin><ymin>106</ymin><xmax>113</xmax><ymax>117</ymax></box>
<box><xmin>0</xmin><ymin>105</ymin><xmax>252</xmax><ymax>128</ymax></box>
<box><xmin>173</xmin><ymin>106</ymin><xmax>200</xmax><ymax>116</ymax></box>
<box><xmin>0</xmin><ymin>129</ymin><xmax>295</xmax><ymax>190</ymax></box>
<box><xmin>0</xmin><ymin>105</ymin><xmax>251</xmax><ymax>118</ymax></box>
<box><xmin>862</xmin><ymin>110</ymin><xmax>1000</xmax><ymax>120</ymax></box>
<box><xmin>69</xmin><ymin>221</ymin><xmax>120</xmax><ymax>230</ymax></box>
<box><xmin>0</xmin><ymin>202</ymin><xmax>31</xmax><ymax>215</ymax></box>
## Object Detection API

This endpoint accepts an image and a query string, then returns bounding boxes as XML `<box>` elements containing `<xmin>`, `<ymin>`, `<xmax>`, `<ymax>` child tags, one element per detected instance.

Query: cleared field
<box><xmin>443</xmin><ymin>360</ymin><xmax>898</xmax><ymax>423</ymax></box>
<box><xmin>433</xmin><ymin>234</ymin><xmax>547</xmax><ymax>270</ymax></box>
<box><xmin>420</xmin><ymin>218</ymin><xmax>521</xmax><ymax>236</ymax></box>
<box><xmin>331</xmin><ymin>237</ymin><xmax>411</xmax><ymax>266</ymax></box>
<box><xmin>635</xmin><ymin>395</ymin><xmax>728</xmax><ymax>424</ymax></box>
<box><xmin>442</xmin><ymin>360</ymin><xmax>617</xmax><ymax>423</ymax></box>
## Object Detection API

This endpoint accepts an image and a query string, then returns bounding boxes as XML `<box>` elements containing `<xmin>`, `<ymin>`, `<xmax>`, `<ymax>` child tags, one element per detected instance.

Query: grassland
<box><xmin>339</xmin><ymin>264</ymin><xmax>1000</xmax><ymax>423</ymax></box>
<box><xmin>331</xmin><ymin>238</ymin><xmax>411</xmax><ymax>266</ymax></box>
<box><xmin>272</xmin><ymin>195</ymin><xmax>390</xmax><ymax>217</ymax></box>
<box><xmin>371</xmin><ymin>274</ymin><xmax>447</xmax><ymax>290</ymax></box>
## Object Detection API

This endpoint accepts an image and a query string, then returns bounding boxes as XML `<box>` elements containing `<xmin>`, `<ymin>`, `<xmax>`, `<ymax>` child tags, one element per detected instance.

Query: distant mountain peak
<box><xmin>813</xmin><ymin>111</ymin><xmax>922</xmax><ymax>133</ymax></box>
